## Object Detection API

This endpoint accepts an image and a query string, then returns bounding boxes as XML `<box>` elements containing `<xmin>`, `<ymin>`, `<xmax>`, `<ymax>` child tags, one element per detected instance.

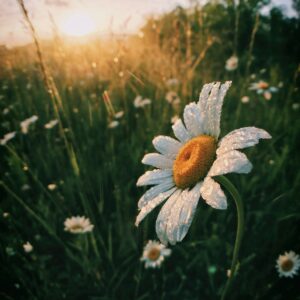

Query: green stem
<box><xmin>215</xmin><ymin>176</ymin><xmax>244</xmax><ymax>300</ymax></box>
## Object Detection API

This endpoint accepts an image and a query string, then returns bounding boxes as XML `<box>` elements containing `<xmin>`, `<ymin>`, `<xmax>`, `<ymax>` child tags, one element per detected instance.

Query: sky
<box><xmin>0</xmin><ymin>0</ymin><xmax>296</xmax><ymax>47</ymax></box>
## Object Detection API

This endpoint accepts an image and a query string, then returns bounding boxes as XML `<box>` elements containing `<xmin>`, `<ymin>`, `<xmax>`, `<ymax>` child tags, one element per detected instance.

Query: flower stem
<box><xmin>215</xmin><ymin>176</ymin><xmax>244</xmax><ymax>300</ymax></box>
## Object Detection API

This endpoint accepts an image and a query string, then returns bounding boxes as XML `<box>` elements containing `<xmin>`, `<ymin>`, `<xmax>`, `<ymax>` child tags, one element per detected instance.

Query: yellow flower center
<box><xmin>148</xmin><ymin>247</ymin><xmax>161</xmax><ymax>261</ymax></box>
<box><xmin>173</xmin><ymin>135</ymin><xmax>217</xmax><ymax>189</ymax></box>
<box><xmin>70</xmin><ymin>224</ymin><xmax>83</xmax><ymax>231</ymax></box>
<box><xmin>258</xmin><ymin>81</ymin><xmax>269</xmax><ymax>89</ymax></box>
<box><xmin>281</xmin><ymin>258</ymin><xmax>294</xmax><ymax>272</ymax></box>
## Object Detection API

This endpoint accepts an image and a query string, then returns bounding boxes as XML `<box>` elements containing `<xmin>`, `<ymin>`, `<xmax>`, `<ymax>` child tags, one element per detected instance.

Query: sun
<box><xmin>60</xmin><ymin>12</ymin><xmax>96</xmax><ymax>37</ymax></box>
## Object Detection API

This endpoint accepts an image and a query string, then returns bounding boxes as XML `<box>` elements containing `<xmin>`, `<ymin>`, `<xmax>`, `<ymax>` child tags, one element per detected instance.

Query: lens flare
<box><xmin>60</xmin><ymin>13</ymin><xmax>96</xmax><ymax>37</ymax></box>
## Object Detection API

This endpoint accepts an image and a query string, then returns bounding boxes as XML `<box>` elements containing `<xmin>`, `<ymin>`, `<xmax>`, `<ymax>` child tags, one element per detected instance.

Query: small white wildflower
<box><xmin>26</xmin><ymin>83</ymin><xmax>32</xmax><ymax>90</ymax></box>
<box><xmin>260</xmin><ymin>68</ymin><xmax>267</xmax><ymax>74</ymax></box>
<box><xmin>249</xmin><ymin>81</ymin><xmax>278</xmax><ymax>99</ymax></box>
<box><xmin>225</xmin><ymin>55</ymin><xmax>238</xmax><ymax>71</ymax></box>
<box><xmin>292</xmin><ymin>103</ymin><xmax>299</xmax><ymax>110</ymax></box>
<box><xmin>249</xmin><ymin>80</ymin><xmax>269</xmax><ymax>92</ymax></box>
<box><xmin>3</xmin><ymin>212</ymin><xmax>10</xmax><ymax>218</ymax></box>
<box><xmin>114</xmin><ymin>57</ymin><xmax>119</xmax><ymax>63</ymax></box>
<box><xmin>64</xmin><ymin>216</ymin><xmax>94</xmax><ymax>234</ymax></box>
<box><xmin>166</xmin><ymin>78</ymin><xmax>179</xmax><ymax>88</ymax></box>
<box><xmin>278</xmin><ymin>81</ymin><xmax>284</xmax><ymax>88</ymax></box>
<box><xmin>0</xmin><ymin>131</ymin><xmax>16</xmax><ymax>146</ymax></box>
<box><xmin>114</xmin><ymin>111</ymin><xmax>124</xmax><ymax>119</ymax></box>
<box><xmin>47</xmin><ymin>184</ymin><xmax>57</xmax><ymax>191</ymax></box>
<box><xmin>119</xmin><ymin>71</ymin><xmax>124</xmax><ymax>77</ymax></box>
<box><xmin>141</xmin><ymin>240</ymin><xmax>171</xmax><ymax>269</ymax></box>
<box><xmin>73</xmin><ymin>108</ymin><xmax>79</xmax><ymax>113</ymax></box>
<box><xmin>172</xmin><ymin>97</ymin><xmax>181</xmax><ymax>107</ymax></box>
<box><xmin>21</xmin><ymin>184</ymin><xmax>31</xmax><ymax>191</ymax></box>
<box><xmin>276</xmin><ymin>251</ymin><xmax>300</xmax><ymax>278</ymax></box>
<box><xmin>23</xmin><ymin>242</ymin><xmax>33</xmax><ymax>253</ymax></box>
<box><xmin>227</xmin><ymin>269</ymin><xmax>231</xmax><ymax>278</ymax></box>
<box><xmin>165</xmin><ymin>91</ymin><xmax>180</xmax><ymax>104</ymax></box>
<box><xmin>3</xmin><ymin>107</ymin><xmax>10</xmax><ymax>115</ymax></box>
<box><xmin>20</xmin><ymin>115</ymin><xmax>38</xmax><ymax>134</ymax></box>
<box><xmin>108</xmin><ymin>120</ymin><xmax>119</xmax><ymax>129</ymax></box>
<box><xmin>134</xmin><ymin>96</ymin><xmax>151</xmax><ymax>108</ymax></box>
<box><xmin>44</xmin><ymin>119</ymin><xmax>59</xmax><ymax>129</ymax></box>
<box><xmin>171</xmin><ymin>115</ymin><xmax>179</xmax><ymax>124</ymax></box>
<box><xmin>269</xmin><ymin>159</ymin><xmax>275</xmax><ymax>165</ymax></box>
<box><xmin>241</xmin><ymin>96</ymin><xmax>250</xmax><ymax>104</ymax></box>
<box><xmin>142</xmin><ymin>98</ymin><xmax>152</xmax><ymax>106</ymax></box>
<box><xmin>263</xmin><ymin>91</ymin><xmax>272</xmax><ymax>100</ymax></box>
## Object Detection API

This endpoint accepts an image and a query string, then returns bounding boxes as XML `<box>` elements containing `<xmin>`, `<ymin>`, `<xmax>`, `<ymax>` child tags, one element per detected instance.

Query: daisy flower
<box><xmin>64</xmin><ymin>216</ymin><xmax>94</xmax><ymax>234</ymax></box>
<box><xmin>225</xmin><ymin>55</ymin><xmax>238</xmax><ymax>71</ymax></box>
<box><xmin>21</xmin><ymin>184</ymin><xmax>31</xmax><ymax>191</ymax></box>
<box><xmin>134</xmin><ymin>96</ymin><xmax>151</xmax><ymax>108</ymax></box>
<box><xmin>20</xmin><ymin>115</ymin><xmax>38</xmax><ymax>134</ymax></box>
<box><xmin>0</xmin><ymin>131</ymin><xmax>16</xmax><ymax>146</ymax></box>
<box><xmin>135</xmin><ymin>81</ymin><xmax>271</xmax><ymax>245</ymax></box>
<box><xmin>241</xmin><ymin>96</ymin><xmax>250</xmax><ymax>104</ymax></box>
<box><xmin>165</xmin><ymin>91</ymin><xmax>180</xmax><ymax>104</ymax></box>
<box><xmin>249</xmin><ymin>80</ymin><xmax>278</xmax><ymax>97</ymax></box>
<box><xmin>3</xmin><ymin>107</ymin><xmax>10</xmax><ymax>115</ymax></box>
<box><xmin>47</xmin><ymin>183</ymin><xmax>57</xmax><ymax>191</ymax></box>
<box><xmin>23</xmin><ymin>241</ymin><xmax>33</xmax><ymax>253</ymax></box>
<box><xmin>292</xmin><ymin>103</ymin><xmax>300</xmax><ymax>110</ymax></box>
<box><xmin>44</xmin><ymin>119</ymin><xmax>58</xmax><ymax>129</ymax></box>
<box><xmin>141</xmin><ymin>240</ymin><xmax>171</xmax><ymax>269</ymax></box>
<box><xmin>108</xmin><ymin>120</ymin><xmax>119</xmax><ymax>129</ymax></box>
<box><xmin>276</xmin><ymin>251</ymin><xmax>300</xmax><ymax>278</ymax></box>
<box><xmin>114</xmin><ymin>111</ymin><xmax>124</xmax><ymax>119</ymax></box>
<box><xmin>166</xmin><ymin>78</ymin><xmax>179</xmax><ymax>88</ymax></box>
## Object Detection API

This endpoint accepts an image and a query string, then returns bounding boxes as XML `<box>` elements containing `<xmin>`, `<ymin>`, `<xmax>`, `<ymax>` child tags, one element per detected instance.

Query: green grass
<box><xmin>1</xmin><ymin>2</ymin><xmax>300</xmax><ymax>299</ymax></box>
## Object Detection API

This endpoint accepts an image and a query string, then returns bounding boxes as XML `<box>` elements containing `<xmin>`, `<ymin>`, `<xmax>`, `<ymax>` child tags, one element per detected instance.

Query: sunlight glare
<box><xmin>60</xmin><ymin>12</ymin><xmax>96</xmax><ymax>37</ymax></box>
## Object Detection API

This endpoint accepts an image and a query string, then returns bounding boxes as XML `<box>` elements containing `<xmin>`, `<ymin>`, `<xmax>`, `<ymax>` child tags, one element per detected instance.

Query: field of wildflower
<box><xmin>1</xmin><ymin>1</ymin><xmax>300</xmax><ymax>299</ymax></box>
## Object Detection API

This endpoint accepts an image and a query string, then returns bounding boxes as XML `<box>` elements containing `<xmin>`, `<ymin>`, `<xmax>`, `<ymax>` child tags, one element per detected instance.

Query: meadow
<box><xmin>1</xmin><ymin>1</ymin><xmax>300</xmax><ymax>299</ymax></box>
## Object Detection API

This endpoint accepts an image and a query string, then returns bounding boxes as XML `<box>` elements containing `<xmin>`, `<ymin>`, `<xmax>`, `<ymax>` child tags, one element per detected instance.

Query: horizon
<box><xmin>0</xmin><ymin>0</ymin><xmax>297</xmax><ymax>48</ymax></box>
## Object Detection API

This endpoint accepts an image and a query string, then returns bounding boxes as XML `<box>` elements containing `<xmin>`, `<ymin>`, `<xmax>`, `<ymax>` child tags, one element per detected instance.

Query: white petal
<box><xmin>137</xmin><ymin>169</ymin><xmax>173</xmax><ymax>187</ymax></box>
<box><xmin>135</xmin><ymin>187</ymin><xmax>177</xmax><ymax>226</ymax></box>
<box><xmin>142</xmin><ymin>153</ymin><xmax>173</xmax><ymax>169</ymax></box>
<box><xmin>213</xmin><ymin>81</ymin><xmax>232</xmax><ymax>138</ymax></box>
<box><xmin>198</xmin><ymin>82</ymin><xmax>218</xmax><ymax>135</ymax></box>
<box><xmin>200</xmin><ymin>177</ymin><xmax>227</xmax><ymax>210</ymax></box>
<box><xmin>208</xmin><ymin>150</ymin><xmax>252</xmax><ymax>177</ymax></box>
<box><xmin>166</xmin><ymin>182</ymin><xmax>202</xmax><ymax>245</ymax></box>
<box><xmin>197</xmin><ymin>82</ymin><xmax>232</xmax><ymax>137</ymax></box>
<box><xmin>217</xmin><ymin>127</ymin><xmax>271</xmax><ymax>156</ymax></box>
<box><xmin>183</xmin><ymin>102</ymin><xmax>203</xmax><ymax>137</ymax></box>
<box><xmin>172</xmin><ymin>119</ymin><xmax>191</xmax><ymax>143</ymax></box>
<box><xmin>138</xmin><ymin>177</ymin><xmax>175</xmax><ymax>209</ymax></box>
<box><xmin>155</xmin><ymin>189</ymin><xmax>182</xmax><ymax>245</ymax></box>
<box><xmin>152</xmin><ymin>135</ymin><xmax>182</xmax><ymax>159</ymax></box>
<box><xmin>198</xmin><ymin>82</ymin><xmax>214</xmax><ymax>122</ymax></box>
